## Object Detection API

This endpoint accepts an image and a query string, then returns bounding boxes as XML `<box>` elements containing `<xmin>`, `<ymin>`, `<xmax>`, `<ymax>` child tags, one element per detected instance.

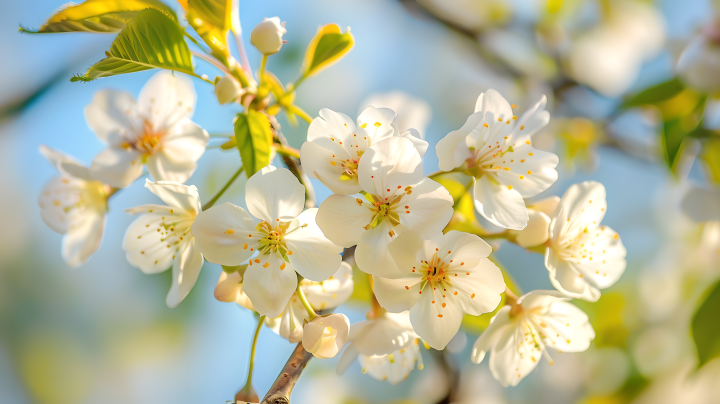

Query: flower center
<box><xmin>355</xmin><ymin>186</ymin><xmax>413</xmax><ymax>236</ymax></box>
<box><xmin>255</xmin><ymin>220</ymin><xmax>307</xmax><ymax>260</ymax></box>
<box><xmin>421</xmin><ymin>253</ymin><xmax>450</xmax><ymax>284</ymax></box>
<box><xmin>121</xmin><ymin>119</ymin><xmax>165</xmax><ymax>156</ymax></box>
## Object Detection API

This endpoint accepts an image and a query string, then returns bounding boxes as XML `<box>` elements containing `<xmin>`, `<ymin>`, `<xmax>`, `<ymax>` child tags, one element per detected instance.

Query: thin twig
<box><xmin>191</xmin><ymin>50</ymin><xmax>234</xmax><ymax>77</ymax></box>
<box><xmin>202</xmin><ymin>166</ymin><xmax>244</xmax><ymax>210</ymax></box>
<box><xmin>273</xmin><ymin>128</ymin><xmax>317</xmax><ymax>208</ymax></box>
<box><xmin>260</xmin><ymin>247</ymin><xmax>355</xmax><ymax>404</ymax></box>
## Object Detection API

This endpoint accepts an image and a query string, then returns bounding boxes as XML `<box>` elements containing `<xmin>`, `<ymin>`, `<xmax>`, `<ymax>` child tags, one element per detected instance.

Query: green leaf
<box><xmin>661</xmin><ymin>119</ymin><xmax>688</xmax><ymax>169</ymax></box>
<box><xmin>692</xmin><ymin>280</ymin><xmax>720</xmax><ymax>368</ymax></box>
<box><xmin>234</xmin><ymin>111</ymin><xmax>273</xmax><ymax>178</ymax></box>
<box><xmin>71</xmin><ymin>8</ymin><xmax>193</xmax><ymax>82</ymax></box>
<box><xmin>302</xmin><ymin>24</ymin><xmax>354</xmax><ymax>78</ymax></box>
<box><xmin>186</xmin><ymin>0</ymin><xmax>234</xmax><ymax>61</ymax></box>
<box><xmin>622</xmin><ymin>77</ymin><xmax>685</xmax><ymax>108</ymax></box>
<box><xmin>659</xmin><ymin>96</ymin><xmax>706</xmax><ymax>170</ymax></box>
<box><xmin>19</xmin><ymin>0</ymin><xmax>176</xmax><ymax>34</ymax></box>
<box><xmin>700</xmin><ymin>138</ymin><xmax>720</xmax><ymax>184</ymax></box>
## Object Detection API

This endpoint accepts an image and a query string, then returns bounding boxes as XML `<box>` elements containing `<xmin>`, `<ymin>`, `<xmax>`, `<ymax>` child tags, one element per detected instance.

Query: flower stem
<box><xmin>246</xmin><ymin>314</ymin><xmax>266</xmax><ymax>388</ymax></box>
<box><xmin>258</xmin><ymin>55</ymin><xmax>268</xmax><ymax>83</ymax></box>
<box><xmin>202</xmin><ymin>166</ymin><xmax>244</xmax><ymax>211</ymax></box>
<box><xmin>295</xmin><ymin>280</ymin><xmax>317</xmax><ymax>320</ymax></box>
<box><xmin>274</xmin><ymin>144</ymin><xmax>301</xmax><ymax>159</ymax></box>
<box><xmin>286</xmin><ymin>104</ymin><xmax>313</xmax><ymax>124</ymax></box>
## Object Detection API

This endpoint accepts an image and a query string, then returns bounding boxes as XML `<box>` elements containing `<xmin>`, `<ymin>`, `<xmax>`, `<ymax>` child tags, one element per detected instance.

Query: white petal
<box><xmin>304</xmin><ymin>262</ymin><xmax>354</xmax><ymax>310</ymax></box>
<box><xmin>355</xmin><ymin>222</ymin><xmax>402</xmax><ymax>277</ymax></box>
<box><xmin>409</xmin><ymin>287</ymin><xmax>464</xmax><ymax>350</ymax></box>
<box><xmin>166</xmin><ymin>238</ymin><xmax>204</xmax><ymax>308</ymax></box>
<box><xmin>681</xmin><ymin>187</ymin><xmax>720</xmax><ymax>222</ymax></box>
<box><xmin>84</xmin><ymin>89</ymin><xmax>137</xmax><ymax>144</ymax></box>
<box><xmin>356</xmin><ymin>106</ymin><xmax>396</xmax><ymax>144</ymax></box>
<box><xmin>473</xmin><ymin>175</ymin><xmax>529</xmax><ymax>230</ymax></box>
<box><xmin>515</xmin><ymin>210</ymin><xmax>551</xmax><ymax>248</ymax></box>
<box><xmin>146</xmin><ymin>153</ymin><xmax>197</xmax><ymax>185</ymax></box>
<box><xmin>399</xmin><ymin>129</ymin><xmax>428</xmax><ymax>157</ymax></box>
<box><xmin>39</xmin><ymin>175</ymin><xmax>100</xmax><ymax>234</ymax></box>
<box><xmin>535</xmin><ymin>299</ymin><xmax>595</xmax><ymax>352</ymax></box>
<box><xmin>336</xmin><ymin>342</ymin><xmax>360</xmax><ymax>376</ymax></box>
<box><xmin>435</xmin><ymin>111</ymin><xmax>481</xmax><ymax>172</ymax></box>
<box><xmin>39</xmin><ymin>145</ymin><xmax>92</xmax><ymax>181</ymax></box>
<box><xmin>316</xmin><ymin>194</ymin><xmax>373</xmax><ymax>248</ymax></box>
<box><xmin>475</xmin><ymin>89</ymin><xmax>513</xmax><ymax>118</ymax></box>
<box><xmin>191</xmin><ymin>203</ymin><xmax>259</xmax><ymax>265</ymax></box>
<box><xmin>545</xmin><ymin>248</ymin><xmax>602</xmax><ymax>302</ymax></box>
<box><xmin>138</xmin><ymin>71</ymin><xmax>197</xmax><ymax>131</ymax></box>
<box><xmin>302</xmin><ymin>313</ymin><xmax>350</xmax><ymax>359</ymax></box>
<box><xmin>549</xmin><ymin>181</ymin><xmax>607</xmax><ymax>245</ymax></box>
<box><xmin>471</xmin><ymin>306</ymin><xmax>512</xmax><ymax>364</ymax></box>
<box><xmin>62</xmin><ymin>212</ymin><xmax>105</xmax><ymax>268</ymax></box>
<box><xmin>243</xmin><ymin>254</ymin><xmax>298</xmax><ymax>318</ymax></box>
<box><xmin>453</xmin><ymin>258</ymin><xmax>505</xmax><ymax>316</ymax></box>
<box><xmin>90</xmin><ymin>147</ymin><xmax>143</xmax><ymax>189</ymax></box>
<box><xmin>387</xmin><ymin>230</ymin><xmax>426</xmax><ymax>274</ymax></box>
<box><xmin>285</xmin><ymin>208</ymin><xmax>343</xmax><ymax>281</ymax></box>
<box><xmin>266</xmin><ymin>297</ymin><xmax>307</xmax><ymax>343</ymax></box>
<box><xmin>399</xmin><ymin>178</ymin><xmax>454</xmax><ymax>239</ymax></box>
<box><xmin>245</xmin><ymin>166</ymin><xmax>305</xmax><ymax>223</ymax></box>
<box><xmin>122</xmin><ymin>213</ymin><xmax>175</xmax><ymax>274</ymax></box>
<box><xmin>496</xmin><ymin>146</ymin><xmax>559</xmax><ymax>198</ymax></box>
<box><xmin>529</xmin><ymin>196</ymin><xmax>560</xmax><ymax>217</ymax></box>
<box><xmin>357</xmin><ymin>137</ymin><xmax>423</xmax><ymax>198</ymax></box>
<box><xmin>508</xmin><ymin>95</ymin><xmax>550</xmax><ymax>144</ymax></box>
<box><xmin>373</xmin><ymin>275</ymin><xmax>424</xmax><ymax>313</ymax></box>
<box><xmin>146</xmin><ymin>120</ymin><xmax>208</xmax><ymax>183</ymax></box>
<box><xmin>307</xmin><ymin>110</ymin><xmax>355</xmax><ymax>157</ymax></box>
<box><xmin>300</xmin><ymin>141</ymin><xmax>361</xmax><ymax>195</ymax></box>
<box><xmin>489</xmin><ymin>321</ymin><xmax>541</xmax><ymax>387</ymax></box>
<box><xmin>350</xmin><ymin>314</ymin><xmax>416</xmax><ymax>356</ymax></box>
<box><xmin>144</xmin><ymin>179</ymin><xmax>202</xmax><ymax>214</ymax></box>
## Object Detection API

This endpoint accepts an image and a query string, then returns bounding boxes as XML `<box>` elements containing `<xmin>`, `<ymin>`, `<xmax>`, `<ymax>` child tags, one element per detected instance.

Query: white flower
<box><xmin>300</xmin><ymin>107</ymin><xmax>428</xmax><ymax>195</ymax></box>
<box><xmin>545</xmin><ymin>181</ymin><xmax>627</xmax><ymax>302</ymax></box>
<box><xmin>266</xmin><ymin>262</ymin><xmax>354</xmax><ymax>342</ymax></box>
<box><xmin>471</xmin><ymin>290</ymin><xmax>595</xmax><ymax>387</ymax></box>
<box><xmin>303</xmin><ymin>313</ymin><xmax>350</xmax><ymax>359</ymax></box>
<box><xmin>38</xmin><ymin>145</ymin><xmax>109</xmax><ymax>268</ymax></box>
<box><xmin>316</xmin><ymin>137</ymin><xmax>454</xmax><ymax>277</ymax></box>
<box><xmin>512</xmin><ymin>196</ymin><xmax>560</xmax><ymax>248</ymax></box>
<box><xmin>372</xmin><ymin>231</ymin><xmax>505</xmax><ymax>349</ymax></box>
<box><xmin>123</xmin><ymin>180</ymin><xmax>204</xmax><ymax>308</ymax></box>
<box><xmin>214</xmin><ymin>75</ymin><xmax>243</xmax><ymax>105</ymax></box>
<box><xmin>191</xmin><ymin>166</ymin><xmax>343</xmax><ymax>318</ymax></box>
<box><xmin>436</xmin><ymin>89</ymin><xmax>558</xmax><ymax>230</ymax></box>
<box><xmin>360</xmin><ymin>91</ymin><xmax>432</xmax><ymax>138</ymax></box>
<box><xmin>677</xmin><ymin>21</ymin><xmax>720</xmax><ymax>93</ymax></box>
<box><xmin>85</xmin><ymin>71</ymin><xmax>209</xmax><ymax>188</ymax></box>
<box><xmin>336</xmin><ymin>311</ymin><xmax>423</xmax><ymax>385</ymax></box>
<box><xmin>250</xmin><ymin>17</ymin><xmax>286</xmax><ymax>55</ymax></box>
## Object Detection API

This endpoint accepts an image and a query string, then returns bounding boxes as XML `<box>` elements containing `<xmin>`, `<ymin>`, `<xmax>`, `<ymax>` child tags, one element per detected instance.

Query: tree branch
<box><xmin>260</xmin><ymin>247</ymin><xmax>355</xmax><ymax>404</ymax></box>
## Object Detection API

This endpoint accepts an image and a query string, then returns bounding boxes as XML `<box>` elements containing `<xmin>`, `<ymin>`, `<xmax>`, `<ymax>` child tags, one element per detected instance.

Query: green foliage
<box><xmin>70</xmin><ymin>8</ymin><xmax>193</xmax><ymax>82</ymax></box>
<box><xmin>692</xmin><ymin>280</ymin><xmax>720</xmax><ymax>368</ymax></box>
<box><xmin>234</xmin><ymin>111</ymin><xmax>273</xmax><ymax>178</ymax></box>
<box><xmin>700</xmin><ymin>138</ymin><xmax>720</xmax><ymax>184</ymax></box>
<box><xmin>302</xmin><ymin>24</ymin><xmax>354</xmax><ymax>78</ymax></box>
<box><xmin>19</xmin><ymin>0</ymin><xmax>175</xmax><ymax>34</ymax></box>
<box><xmin>622</xmin><ymin>77</ymin><xmax>685</xmax><ymax>109</ymax></box>
<box><xmin>186</xmin><ymin>0</ymin><xmax>234</xmax><ymax>62</ymax></box>
<box><xmin>436</xmin><ymin>175</ymin><xmax>485</xmax><ymax>234</ymax></box>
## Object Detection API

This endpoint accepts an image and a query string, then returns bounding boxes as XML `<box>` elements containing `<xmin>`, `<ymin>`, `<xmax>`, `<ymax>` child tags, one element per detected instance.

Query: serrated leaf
<box><xmin>71</xmin><ymin>8</ymin><xmax>193</xmax><ymax>81</ymax></box>
<box><xmin>19</xmin><ymin>0</ymin><xmax>176</xmax><ymax>34</ymax></box>
<box><xmin>186</xmin><ymin>0</ymin><xmax>234</xmax><ymax>61</ymax></box>
<box><xmin>622</xmin><ymin>77</ymin><xmax>685</xmax><ymax>108</ymax></box>
<box><xmin>692</xmin><ymin>280</ymin><xmax>720</xmax><ymax>368</ymax></box>
<box><xmin>234</xmin><ymin>111</ymin><xmax>273</xmax><ymax>178</ymax></box>
<box><xmin>302</xmin><ymin>24</ymin><xmax>354</xmax><ymax>78</ymax></box>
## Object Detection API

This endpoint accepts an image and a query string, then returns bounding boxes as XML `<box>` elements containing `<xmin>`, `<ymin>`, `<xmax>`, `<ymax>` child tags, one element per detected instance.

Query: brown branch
<box><xmin>261</xmin><ymin>341</ymin><xmax>314</xmax><ymax>404</ymax></box>
<box><xmin>259</xmin><ymin>247</ymin><xmax>356</xmax><ymax>404</ymax></box>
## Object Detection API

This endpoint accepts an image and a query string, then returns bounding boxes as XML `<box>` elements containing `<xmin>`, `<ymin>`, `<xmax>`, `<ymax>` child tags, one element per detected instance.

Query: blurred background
<box><xmin>2</xmin><ymin>0</ymin><xmax>720</xmax><ymax>403</ymax></box>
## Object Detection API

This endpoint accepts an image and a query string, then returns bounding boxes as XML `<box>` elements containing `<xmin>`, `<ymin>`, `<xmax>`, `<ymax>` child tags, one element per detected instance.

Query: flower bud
<box><xmin>214</xmin><ymin>75</ymin><xmax>242</xmax><ymax>105</ymax></box>
<box><xmin>302</xmin><ymin>313</ymin><xmax>350</xmax><ymax>359</ymax></box>
<box><xmin>250</xmin><ymin>17</ymin><xmax>286</xmax><ymax>55</ymax></box>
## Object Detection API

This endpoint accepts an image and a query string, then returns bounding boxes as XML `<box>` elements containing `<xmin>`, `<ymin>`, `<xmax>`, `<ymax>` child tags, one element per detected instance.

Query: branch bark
<box><xmin>259</xmin><ymin>247</ymin><xmax>355</xmax><ymax>404</ymax></box>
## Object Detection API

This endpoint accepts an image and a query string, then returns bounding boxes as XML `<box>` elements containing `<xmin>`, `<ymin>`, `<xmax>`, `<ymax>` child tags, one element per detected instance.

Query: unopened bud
<box><xmin>250</xmin><ymin>17</ymin><xmax>287</xmax><ymax>55</ymax></box>
<box><xmin>302</xmin><ymin>313</ymin><xmax>349</xmax><ymax>359</ymax></box>
<box><xmin>214</xmin><ymin>75</ymin><xmax>242</xmax><ymax>105</ymax></box>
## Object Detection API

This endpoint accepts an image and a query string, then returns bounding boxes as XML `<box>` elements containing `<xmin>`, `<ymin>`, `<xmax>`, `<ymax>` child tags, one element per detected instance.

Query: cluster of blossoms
<box><xmin>36</xmin><ymin>12</ymin><xmax>628</xmax><ymax>399</ymax></box>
